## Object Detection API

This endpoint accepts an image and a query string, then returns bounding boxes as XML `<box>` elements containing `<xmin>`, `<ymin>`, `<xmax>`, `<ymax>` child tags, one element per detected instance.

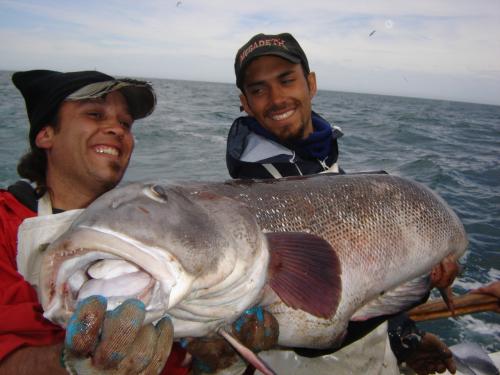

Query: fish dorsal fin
<box><xmin>266</xmin><ymin>232</ymin><xmax>341</xmax><ymax>319</ymax></box>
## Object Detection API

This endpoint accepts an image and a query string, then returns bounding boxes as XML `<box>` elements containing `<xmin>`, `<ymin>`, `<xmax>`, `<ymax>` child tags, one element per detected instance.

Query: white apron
<box><xmin>217</xmin><ymin>323</ymin><xmax>400</xmax><ymax>375</ymax></box>
<box><xmin>16</xmin><ymin>193</ymin><xmax>83</xmax><ymax>292</ymax></box>
<box><xmin>257</xmin><ymin>322</ymin><xmax>400</xmax><ymax>375</ymax></box>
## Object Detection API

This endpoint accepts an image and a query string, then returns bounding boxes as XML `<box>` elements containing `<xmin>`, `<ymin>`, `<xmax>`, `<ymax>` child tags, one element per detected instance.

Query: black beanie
<box><xmin>12</xmin><ymin>70</ymin><xmax>156</xmax><ymax>149</ymax></box>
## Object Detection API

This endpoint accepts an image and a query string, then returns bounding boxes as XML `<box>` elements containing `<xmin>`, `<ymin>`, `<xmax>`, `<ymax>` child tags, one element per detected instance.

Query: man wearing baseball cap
<box><xmin>226</xmin><ymin>32</ymin><xmax>344</xmax><ymax>179</ymax></box>
<box><xmin>0</xmin><ymin>70</ymin><xmax>188</xmax><ymax>374</ymax></box>
<box><xmin>225</xmin><ymin>33</ymin><xmax>458</xmax><ymax>375</ymax></box>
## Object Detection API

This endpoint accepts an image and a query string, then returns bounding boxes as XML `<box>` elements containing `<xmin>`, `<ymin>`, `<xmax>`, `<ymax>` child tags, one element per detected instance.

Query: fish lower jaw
<box><xmin>41</xmin><ymin>227</ymin><xmax>191</xmax><ymax>325</ymax></box>
<box><xmin>42</xmin><ymin>250</ymin><xmax>177</xmax><ymax>326</ymax></box>
<box><xmin>40</xmin><ymin>251</ymin><xmax>148</xmax><ymax>324</ymax></box>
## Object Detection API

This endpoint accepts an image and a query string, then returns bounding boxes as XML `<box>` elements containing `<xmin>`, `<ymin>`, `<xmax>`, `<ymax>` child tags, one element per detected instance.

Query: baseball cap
<box><xmin>12</xmin><ymin>69</ymin><xmax>156</xmax><ymax>149</ymax></box>
<box><xmin>234</xmin><ymin>32</ymin><xmax>310</xmax><ymax>90</ymax></box>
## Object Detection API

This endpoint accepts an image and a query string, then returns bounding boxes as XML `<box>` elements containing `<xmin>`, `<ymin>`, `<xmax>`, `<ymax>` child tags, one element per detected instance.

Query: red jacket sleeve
<box><xmin>161</xmin><ymin>343</ymin><xmax>189</xmax><ymax>375</ymax></box>
<box><xmin>0</xmin><ymin>190</ymin><xmax>65</xmax><ymax>360</ymax></box>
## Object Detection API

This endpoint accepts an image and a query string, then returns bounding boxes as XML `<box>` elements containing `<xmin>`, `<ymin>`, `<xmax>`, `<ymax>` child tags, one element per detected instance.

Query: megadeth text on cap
<box><xmin>239</xmin><ymin>38</ymin><xmax>288</xmax><ymax>64</ymax></box>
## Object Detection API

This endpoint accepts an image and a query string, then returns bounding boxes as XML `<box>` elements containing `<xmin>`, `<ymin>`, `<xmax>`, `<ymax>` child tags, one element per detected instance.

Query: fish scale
<box><xmin>186</xmin><ymin>173</ymin><xmax>467</xmax><ymax>347</ymax></box>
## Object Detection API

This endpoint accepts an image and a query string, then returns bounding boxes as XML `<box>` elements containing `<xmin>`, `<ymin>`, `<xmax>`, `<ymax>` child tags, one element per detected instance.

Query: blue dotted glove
<box><xmin>182</xmin><ymin>306</ymin><xmax>279</xmax><ymax>374</ymax></box>
<box><xmin>63</xmin><ymin>296</ymin><xmax>174</xmax><ymax>374</ymax></box>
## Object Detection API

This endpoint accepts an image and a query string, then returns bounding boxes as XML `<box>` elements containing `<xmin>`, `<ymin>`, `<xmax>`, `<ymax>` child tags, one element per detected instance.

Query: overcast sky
<box><xmin>1</xmin><ymin>0</ymin><xmax>499</xmax><ymax>105</ymax></box>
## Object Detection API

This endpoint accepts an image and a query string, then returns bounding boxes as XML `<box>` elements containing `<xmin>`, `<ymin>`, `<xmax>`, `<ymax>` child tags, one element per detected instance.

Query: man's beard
<box><xmin>264</xmin><ymin>102</ymin><xmax>309</xmax><ymax>143</ymax></box>
<box><xmin>98</xmin><ymin>160</ymin><xmax>126</xmax><ymax>192</ymax></box>
<box><xmin>279</xmin><ymin>121</ymin><xmax>308</xmax><ymax>144</ymax></box>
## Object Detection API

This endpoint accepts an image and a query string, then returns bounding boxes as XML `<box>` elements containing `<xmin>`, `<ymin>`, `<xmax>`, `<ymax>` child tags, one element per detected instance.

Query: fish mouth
<box><xmin>62</xmin><ymin>254</ymin><xmax>156</xmax><ymax>316</ymax></box>
<box><xmin>40</xmin><ymin>226</ymin><xmax>193</xmax><ymax>327</ymax></box>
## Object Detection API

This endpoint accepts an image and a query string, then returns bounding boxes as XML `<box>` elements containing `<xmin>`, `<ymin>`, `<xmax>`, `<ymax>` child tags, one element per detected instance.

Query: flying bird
<box><xmin>369</xmin><ymin>30</ymin><xmax>376</xmax><ymax>37</ymax></box>
<box><xmin>176</xmin><ymin>1</ymin><xmax>182</xmax><ymax>6</ymax></box>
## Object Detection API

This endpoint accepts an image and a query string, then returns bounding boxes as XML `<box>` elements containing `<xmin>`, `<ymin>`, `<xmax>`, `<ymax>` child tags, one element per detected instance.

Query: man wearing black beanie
<box><xmin>0</xmin><ymin>70</ymin><xmax>189</xmax><ymax>374</ymax></box>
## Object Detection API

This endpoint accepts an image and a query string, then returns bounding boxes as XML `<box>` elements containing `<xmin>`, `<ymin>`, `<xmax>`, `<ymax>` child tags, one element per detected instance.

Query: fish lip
<box><xmin>40</xmin><ymin>226</ymin><xmax>189</xmax><ymax>324</ymax></box>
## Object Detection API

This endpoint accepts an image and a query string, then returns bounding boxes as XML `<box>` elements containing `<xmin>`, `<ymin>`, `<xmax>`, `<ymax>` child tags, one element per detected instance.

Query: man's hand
<box><xmin>183</xmin><ymin>306</ymin><xmax>279</xmax><ymax>374</ymax></box>
<box><xmin>64</xmin><ymin>296</ymin><xmax>174</xmax><ymax>374</ymax></box>
<box><xmin>402</xmin><ymin>333</ymin><xmax>456</xmax><ymax>375</ymax></box>
<box><xmin>430</xmin><ymin>255</ymin><xmax>460</xmax><ymax>312</ymax></box>
<box><xmin>232</xmin><ymin>305</ymin><xmax>279</xmax><ymax>351</ymax></box>
<box><xmin>0</xmin><ymin>343</ymin><xmax>67</xmax><ymax>375</ymax></box>
<box><xmin>470</xmin><ymin>281</ymin><xmax>500</xmax><ymax>299</ymax></box>
<box><xmin>430</xmin><ymin>255</ymin><xmax>460</xmax><ymax>289</ymax></box>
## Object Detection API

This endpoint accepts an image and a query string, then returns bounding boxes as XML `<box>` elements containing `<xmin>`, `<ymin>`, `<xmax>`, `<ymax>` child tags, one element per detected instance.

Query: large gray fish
<box><xmin>34</xmin><ymin>174</ymin><xmax>467</xmax><ymax>350</ymax></box>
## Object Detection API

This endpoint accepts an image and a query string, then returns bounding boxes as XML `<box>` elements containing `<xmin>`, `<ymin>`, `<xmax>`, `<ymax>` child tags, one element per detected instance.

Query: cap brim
<box><xmin>238</xmin><ymin>52</ymin><xmax>302</xmax><ymax>88</ymax></box>
<box><xmin>66</xmin><ymin>80</ymin><xmax>156</xmax><ymax>119</ymax></box>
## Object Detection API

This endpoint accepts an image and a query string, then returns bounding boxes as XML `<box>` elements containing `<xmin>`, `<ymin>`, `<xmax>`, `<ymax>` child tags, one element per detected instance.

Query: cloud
<box><xmin>1</xmin><ymin>0</ymin><xmax>499</xmax><ymax>104</ymax></box>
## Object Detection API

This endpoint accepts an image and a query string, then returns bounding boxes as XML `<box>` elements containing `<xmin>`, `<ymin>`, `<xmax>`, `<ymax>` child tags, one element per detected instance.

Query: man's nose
<box><xmin>269</xmin><ymin>85</ymin><xmax>286</xmax><ymax>105</ymax></box>
<box><xmin>102</xmin><ymin>116</ymin><xmax>126</xmax><ymax>136</ymax></box>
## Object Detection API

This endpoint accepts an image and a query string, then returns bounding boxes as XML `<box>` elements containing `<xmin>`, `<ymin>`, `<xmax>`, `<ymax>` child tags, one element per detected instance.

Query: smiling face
<box><xmin>36</xmin><ymin>90</ymin><xmax>135</xmax><ymax>208</ymax></box>
<box><xmin>240</xmin><ymin>55</ymin><xmax>317</xmax><ymax>142</ymax></box>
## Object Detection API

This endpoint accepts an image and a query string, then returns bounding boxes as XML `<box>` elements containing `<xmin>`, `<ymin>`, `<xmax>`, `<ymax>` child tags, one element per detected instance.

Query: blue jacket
<box><xmin>226</xmin><ymin>112</ymin><xmax>344</xmax><ymax>179</ymax></box>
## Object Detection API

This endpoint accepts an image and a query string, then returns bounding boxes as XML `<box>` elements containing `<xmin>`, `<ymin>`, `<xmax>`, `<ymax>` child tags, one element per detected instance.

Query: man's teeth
<box><xmin>95</xmin><ymin>146</ymin><xmax>119</xmax><ymax>156</ymax></box>
<box><xmin>271</xmin><ymin>110</ymin><xmax>294</xmax><ymax>121</ymax></box>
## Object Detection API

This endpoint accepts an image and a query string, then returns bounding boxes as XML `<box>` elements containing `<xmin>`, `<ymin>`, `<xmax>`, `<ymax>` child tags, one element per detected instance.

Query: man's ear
<box><xmin>239</xmin><ymin>93</ymin><xmax>254</xmax><ymax>116</ymax></box>
<box><xmin>35</xmin><ymin>126</ymin><xmax>55</xmax><ymax>150</ymax></box>
<box><xmin>307</xmin><ymin>72</ymin><xmax>317</xmax><ymax>99</ymax></box>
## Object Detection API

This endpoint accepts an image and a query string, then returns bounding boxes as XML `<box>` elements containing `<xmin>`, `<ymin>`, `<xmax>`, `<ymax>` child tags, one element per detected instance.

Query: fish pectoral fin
<box><xmin>351</xmin><ymin>274</ymin><xmax>431</xmax><ymax>321</ymax></box>
<box><xmin>265</xmin><ymin>232</ymin><xmax>341</xmax><ymax>319</ymax></box>
<box><xmin>217</xmin><ymin>328</ymin><xmax>276</xmax><ymax>375</ymax></box>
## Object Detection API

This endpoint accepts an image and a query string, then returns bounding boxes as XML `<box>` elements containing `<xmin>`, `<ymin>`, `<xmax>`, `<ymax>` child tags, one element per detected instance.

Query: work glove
<box><xmin>182</xmin><ymin>306</ymin><xmax>279</xmax><ymax>374</ymax></box>
<box><xmin>401</xmin><ymin>332</ymin><xmax>456</xmax><ymax>375</ymax></box>
<box><xmin>62</xmin><ymin>296</ymin><xmax>174</xmax><ymax>375</ymax></box>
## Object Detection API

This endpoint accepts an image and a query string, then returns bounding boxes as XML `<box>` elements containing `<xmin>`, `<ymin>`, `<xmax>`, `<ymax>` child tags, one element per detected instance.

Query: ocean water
<box><xmin>1</xmin><ymin>70</ymin><xmax>499</xmax><ymax>351</ymax></box>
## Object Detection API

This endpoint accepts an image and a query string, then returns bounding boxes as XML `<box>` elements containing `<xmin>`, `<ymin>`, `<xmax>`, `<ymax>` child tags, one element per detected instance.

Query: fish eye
<box><xmin>149</xmin><ymin>184</ymin><xmax>168</xmax><ymax>202</ymax></box>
